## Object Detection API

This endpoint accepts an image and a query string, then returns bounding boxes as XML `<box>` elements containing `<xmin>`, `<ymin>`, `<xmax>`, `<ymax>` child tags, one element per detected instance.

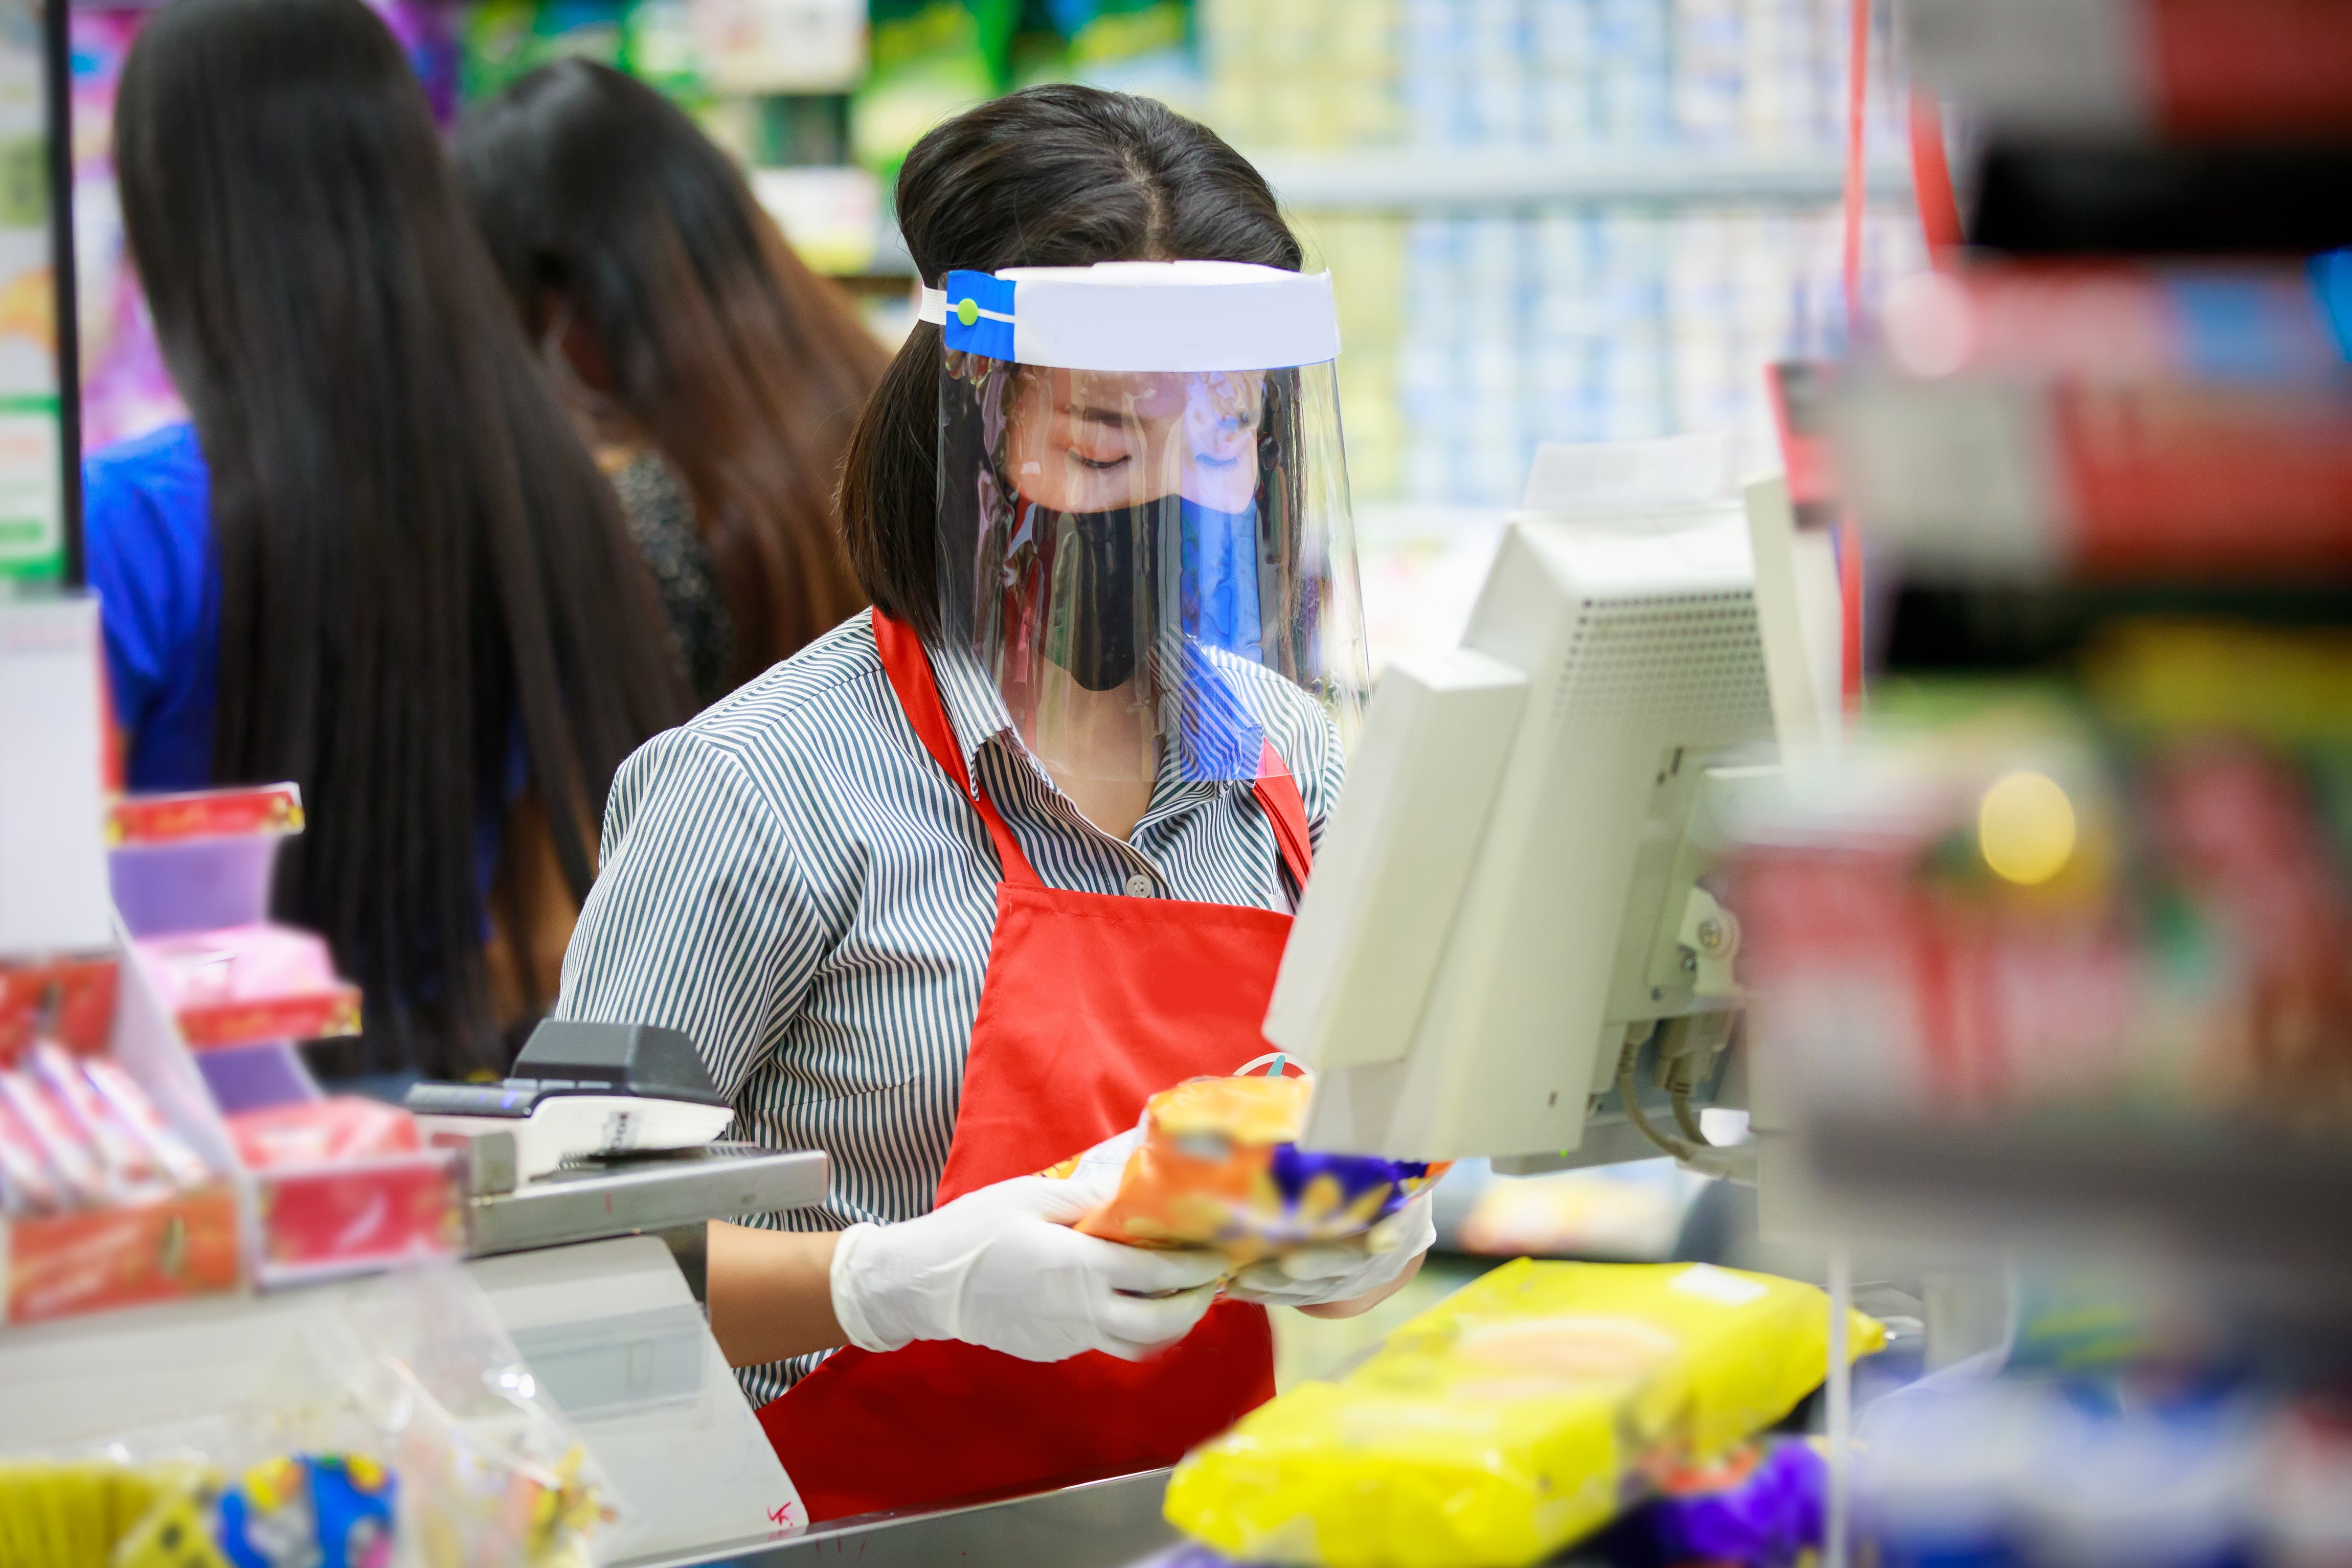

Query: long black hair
<box><xmin>839</xmin><ymin>84</ymin><xmax>1304</xmax><ymax>642</ymax></box>
<box><xmin>116</xmin><ymin>0</ymin><xmax>691</xmax><ymax>1074</ymax></box>
<box><xmin>455</xmin><ymin>62</ymin><xmax>886</xmax><ymax>684</ymax></box>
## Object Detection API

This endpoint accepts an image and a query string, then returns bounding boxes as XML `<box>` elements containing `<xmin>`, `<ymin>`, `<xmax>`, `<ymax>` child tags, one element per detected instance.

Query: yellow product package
<box><xmin>1164</xmin><ymin>1258</ymin><xmax>1886</xmax><ymax>1568</ymax></box>
<box><xmin>0</xmin><ymin>1458</ymin><xmax>222</xmax><ymax>1568</ymax></box>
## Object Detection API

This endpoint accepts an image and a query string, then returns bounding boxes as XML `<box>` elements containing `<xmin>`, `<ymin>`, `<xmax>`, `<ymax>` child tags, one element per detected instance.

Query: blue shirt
<box><xmin>84</xmin><ymin>422</ymin><xmax>219</xmax><ymax>792</ymax></box>
<box><xmin>80</xmin><ymin>420</ymin><xmax>515</xmax><ymax>910</ymax></box>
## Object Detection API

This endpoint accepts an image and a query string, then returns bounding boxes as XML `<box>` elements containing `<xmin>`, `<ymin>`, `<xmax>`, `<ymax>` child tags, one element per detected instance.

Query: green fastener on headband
<box><xmin>955</xmin><ymin>297</ymin><xmax>980</xmax><ymax>327</ymax></box>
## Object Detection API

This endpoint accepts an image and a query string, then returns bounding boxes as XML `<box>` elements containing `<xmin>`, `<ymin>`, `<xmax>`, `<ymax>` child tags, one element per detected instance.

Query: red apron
<box><xmin>756</xmin><ymin>609</ymin><xmax>1313</xmax><ymax>1521</ymax></box>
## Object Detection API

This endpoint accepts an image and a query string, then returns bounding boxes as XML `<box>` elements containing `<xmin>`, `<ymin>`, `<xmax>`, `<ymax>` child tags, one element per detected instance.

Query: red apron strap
<box><xmin>1252</xmin><ymin>739</ymin><xmax>1315</xmax><ymax>891</ymax></box>
<box><xmin>870</xmin><ymin>608</ymin><xmax>1043</xmax><ymax>891</ymax></box>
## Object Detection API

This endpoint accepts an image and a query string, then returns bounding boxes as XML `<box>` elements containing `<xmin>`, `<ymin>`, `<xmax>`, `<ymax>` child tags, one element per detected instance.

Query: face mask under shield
<box><xmin>925</xmin><ymin>261</ymin><xmax>1369</xmax><ymax>788</ymax></box>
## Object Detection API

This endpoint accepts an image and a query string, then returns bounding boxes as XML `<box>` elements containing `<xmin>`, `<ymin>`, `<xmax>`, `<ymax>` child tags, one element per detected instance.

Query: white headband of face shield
<box><xmin>915</xmin><ymin>260</ymin><xmax>1341</xmax><ymax>373</ymax></box>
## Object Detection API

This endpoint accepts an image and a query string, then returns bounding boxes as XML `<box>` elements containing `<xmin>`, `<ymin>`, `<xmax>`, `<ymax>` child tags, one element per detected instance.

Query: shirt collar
<box><xmin>924</xmin><ymin>635</ymin><xmax>1019</xmax><ymax>782</ymax></box>
<box><xmin>920</xmin><ymin>633</ymin><xmax>1262</xmax><ymax>811</ymax></box>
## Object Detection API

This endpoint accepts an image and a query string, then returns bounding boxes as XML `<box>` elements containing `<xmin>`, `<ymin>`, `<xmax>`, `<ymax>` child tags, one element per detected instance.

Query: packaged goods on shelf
<box><xmin>1200</xmin><ymin>0</ymin><xmax>1927</xmax><ymax>508</ymax></box>
<box><xmin>1837</xmin><ymin>259</ymin><xmax>2352</xmax><ymax>578</ymax></box>
<box><xmin>1904</xmin><ymin>0</ymin><xmax>2352</xmax><ymax>144</ymax></box>
<box><xmin>227</xmin><ymin>1096</ymin><xmax>422</xmax><ymax>1170</ymax></box>
<box><xmin>215</xmin><ymin>1084</ymin><xmax>456</xmax><ymax>1288</ymax></box>
<box><xmin>100</xmin><ymin>783</ymin><xmax>462</xmax><ymax>1288</ymax></box>
<box><xmin>1054</xmin><ymin>0</ymin><xmax>1203</xmax><ymax>110</ymax></box>
<box><xmin>0</xmin><ymin>978</ymin><xmax>242</xmax><ymax>1324</ymax></box>
<box><xmin>461</xmin><ymin>0</ymin><xmax>628</xmax><ymax>100</ymax></box>
<box><xmin>852</xmin><ymin>0</ymin><xmax>1012</xmax><ymax>180</ymax></box>
<box><xmin>134</xmin><ymin>926</ymin><xmax>364</xmax><ymax>1054</ymax></box>
<box><xmin>1314</xmin><ymin>203</ymin><xmax>1915</xmax><ymax>506</ymax></box>
<box><xmin>0</xmin><ymin>1267</ymin><xmax>628</xmax><ymax>1568</ymax></box>
<box><xmin>0</xmin><ymin>2</ymin><xmax>64</xmax><ymax>584</ymax></box>
<box><xmin>106</xmin><ymin>785</ymin><xmax>305</xmax><ymax>938</ymax></box>
<box><xmin>1855</xmin><ymin>1377</ymin><xmax>2352</xmax><ymax>1568</ymax></box>
<box><xmin>1165</xmin><ymin>1258</ymin><xmax>1885</xmax><ymax>1568</ymax></box>
<box><xmin>1201</xmin><ymin>0</ymin><xmax>1901</xmax><ymax>155</ymax></box>
<box><xmin>0</xmin><ymin>955</ymin><xmax>116</xmax><ymax>1062</ymax></box>
<box><xmin>109</xmin><ymin>786</ymin><xmax>366</xmax><ymax>1056</ymax></box>
<box><xmin>225</xmin><ymin>1097</ymin><xmax>459</xmax><ymax>1288</ymax></box>
<box><xmin>1736</xmin><ymin>617</ymin><xmax>2352</xmax><ymax>1264</ymax></box>
<box><xmin>1745</xmin><ymin>632</ymin><xmax>2352</xmax><ymax>1126</ymax></box>
<box><xmin>688</xmin><ymin>0</ymin><xmax>866</xmax><ymax>95</ymax></box>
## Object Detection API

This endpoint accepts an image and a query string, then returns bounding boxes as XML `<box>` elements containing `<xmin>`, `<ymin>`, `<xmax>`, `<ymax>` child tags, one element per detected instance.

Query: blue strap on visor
<box><xmin>942</xmin><ymin>270</ymin><xmax>1016</xmax><ymax>360</ymax></box>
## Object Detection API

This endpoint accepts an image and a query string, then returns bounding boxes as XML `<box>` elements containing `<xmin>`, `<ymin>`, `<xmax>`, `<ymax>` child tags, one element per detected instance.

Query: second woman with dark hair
<box><xmin>455</xmin><ymin>61</ymin><xmax>886</xmax><ymax>702</ymax></box>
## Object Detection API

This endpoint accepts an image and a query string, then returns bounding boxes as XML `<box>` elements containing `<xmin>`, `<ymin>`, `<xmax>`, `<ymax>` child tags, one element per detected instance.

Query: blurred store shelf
<box><xmin>1248</xmin><ymin>147</ymin><xmax>1916</xmax><ymax>210</ymax></box>
<box><xmin>1806</xmin><ymin>1115</ymin><xmax>2352</xmax><ymax>1289</ymax></box>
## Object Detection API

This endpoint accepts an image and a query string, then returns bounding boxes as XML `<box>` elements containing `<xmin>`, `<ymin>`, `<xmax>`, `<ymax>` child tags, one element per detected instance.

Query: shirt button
<box><xmin>1122</xmin><ymin>873</ymin><xmax>1155</xmax><ymax>898</ymax></box>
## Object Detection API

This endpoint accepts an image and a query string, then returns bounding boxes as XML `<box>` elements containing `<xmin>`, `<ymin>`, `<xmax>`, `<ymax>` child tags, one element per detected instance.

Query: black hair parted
<box><xmin>838</xmin><ymin>84</ymin><xmax>1305</xmax><ymax>639</ymax></box>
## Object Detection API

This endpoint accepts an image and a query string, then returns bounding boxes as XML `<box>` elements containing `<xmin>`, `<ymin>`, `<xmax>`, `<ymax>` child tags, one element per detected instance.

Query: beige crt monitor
<box><xmin>1267</xmin><ymin>503</ymin><xmax>1781</xmax><ymax>1168</ymax></box>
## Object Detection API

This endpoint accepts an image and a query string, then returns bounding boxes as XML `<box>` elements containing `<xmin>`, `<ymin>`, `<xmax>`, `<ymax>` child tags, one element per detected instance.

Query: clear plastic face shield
<box><xmin>923</xmin><ymin>261</ymin><xmax>1369</xmax><ymax>787</ymax></box>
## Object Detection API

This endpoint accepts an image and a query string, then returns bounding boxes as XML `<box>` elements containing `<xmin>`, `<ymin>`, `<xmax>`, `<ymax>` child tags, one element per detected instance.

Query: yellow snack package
<box><xmin>0</xmin><ymin>1458</ymin><xmax>223</xmax><ymax>1568</ymax></box>
<box><xmin>1164</xmin><ymin>1258</ymin><xmax>1886</xmax><ymax>1568</ymax></box>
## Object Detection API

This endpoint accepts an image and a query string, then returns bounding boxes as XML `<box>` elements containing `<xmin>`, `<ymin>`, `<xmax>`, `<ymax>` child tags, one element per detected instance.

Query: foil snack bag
<box><xmin>1047</xmin><ymin>1075</ymin><xmax>1449</xmax><ymax>1263</ymax></box>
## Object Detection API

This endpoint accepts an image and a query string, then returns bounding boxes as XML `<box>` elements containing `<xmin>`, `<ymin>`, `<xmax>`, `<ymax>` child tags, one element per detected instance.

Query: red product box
<box><xmin>0</xmin><ymin>957</ymin><xmax>120</xmax><ymax>1062</ymax></box>
<box><xmin>227</xmin><ymin>1098</ymin><xmax>459</xmax><ymax>1284</ymax></box>
<box><xmin>229</xmin><ymin>1096</ymin><xmax>419</xmax><ymax>1167</ymax></box>
<box><xmin>3</xmin><ymin>1185</ymin><xmax>242</xmax><ymax>1324</ymax></box>
<box><xmin>136</xmin><ymin>925</ymin><xmax>363</xmax><ymax>1051</ymax></box>
<box><xmin>175</xmin><ymin>989</ymin><xmax>364</xmax><ymax>1051</ymax></box>
<box><xmin>250</xmin><ymin>1157</ymin><xmax>461</xmax><ymax>1283</ymax></box>
<box><xmin>107</xmin><ymin>784</ymin><xmax>304</xmax><ymax>846</ymax></box>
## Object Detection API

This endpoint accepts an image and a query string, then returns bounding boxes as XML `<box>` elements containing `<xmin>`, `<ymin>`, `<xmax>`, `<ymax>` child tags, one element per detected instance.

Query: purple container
<box><xmin>110</xmin><ymin>835</ymin><xmax>285</xmax><ymax>939</ymax></box>
<box><xmin>196</xmin><ymin>1040</ymin><xmax>323</xmax><ymax>1113</ymax></box>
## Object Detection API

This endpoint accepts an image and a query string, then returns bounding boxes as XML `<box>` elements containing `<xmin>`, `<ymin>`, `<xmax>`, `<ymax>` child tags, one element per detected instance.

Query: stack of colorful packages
<box><xmin>1164</xmin><ymin>1258</ymin><xmax>1884</xmax><ymax>1568</ymax></box>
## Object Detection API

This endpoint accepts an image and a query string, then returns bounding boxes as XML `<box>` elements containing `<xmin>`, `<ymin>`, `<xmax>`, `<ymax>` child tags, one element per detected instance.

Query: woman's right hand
<box><xmin>829</xmin><ymin>1164</ymin><xmax>1224</xmax><ymax>1363</ymax></box>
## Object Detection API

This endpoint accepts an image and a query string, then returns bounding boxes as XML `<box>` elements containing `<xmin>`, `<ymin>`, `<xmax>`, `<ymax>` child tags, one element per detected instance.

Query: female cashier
<box><xmin>554</xmin><ymin>84</ymin><xmax>1435</xmax><ymax>1520</ymax></box>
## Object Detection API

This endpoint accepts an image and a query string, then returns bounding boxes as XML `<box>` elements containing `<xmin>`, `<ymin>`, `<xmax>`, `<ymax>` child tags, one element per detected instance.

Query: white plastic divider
<box><xmin>1826</xmin><ymin>1241</ymin><xmax>1855</xmax><ymax>1568</ymax></box>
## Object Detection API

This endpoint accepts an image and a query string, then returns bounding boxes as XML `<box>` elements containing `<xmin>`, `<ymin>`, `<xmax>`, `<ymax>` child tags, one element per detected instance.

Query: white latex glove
<box><xmin>1225</xmin><ymin>1192</ymin><xmax>1436</xmax><ymax>1309</ymax></box>
<box><xmin>830</xmin><ymin>1161</ymin><xmax>1224</xmax><ymax>1362</ymax></box>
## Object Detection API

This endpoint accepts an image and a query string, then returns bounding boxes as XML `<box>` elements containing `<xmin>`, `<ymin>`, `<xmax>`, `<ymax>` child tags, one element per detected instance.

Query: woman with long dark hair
<box><xmin>555</xmin><ymin>84</ymin><xmax>1422</xmax><ymax>1520</ymax></box>
<box><xmin>85</xmin><ymin>0</ymin><xmax>689</xmax><ymax>1077</ymax></box>
<box><xmin>454</xmin><ymin>61</ymin><xmax>886</xmax><ymax>702</ymax></box>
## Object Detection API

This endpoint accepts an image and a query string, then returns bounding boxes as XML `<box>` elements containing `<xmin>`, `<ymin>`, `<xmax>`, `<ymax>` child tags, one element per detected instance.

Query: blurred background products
<box><xmin>1730</xmin><ymin>0</ymin><xmax>2352</xmax><ymax>1476</ymax></box>
<box><xmin>1854</xmin><ymin>1377</ymin><xmax>2352</xmax><ymax>1568</ymax></box>
<box><xmin>1745</xmin><ymin>616</ymin><xmax>2352</xmax><ymax>1133</ymax></box>
<box><xmin>63</xmin><ymin>0</ymin><xmax>1924</xmax><ymax>550</ymax></box>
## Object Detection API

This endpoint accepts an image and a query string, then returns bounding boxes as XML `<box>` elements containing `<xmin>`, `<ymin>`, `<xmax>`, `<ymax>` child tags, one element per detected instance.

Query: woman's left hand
<box><xmin>1225</xmin><ymin>1193</ymin><xmax>1436</xmax><ymax>1312</ymax></box>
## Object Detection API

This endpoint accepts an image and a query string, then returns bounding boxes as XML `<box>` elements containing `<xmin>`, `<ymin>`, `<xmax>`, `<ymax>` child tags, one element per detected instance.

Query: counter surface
<box><xmin>465</xmin><ymin>1143</ymin><xmax>831</xmax><ymax>1256</ymax></box>
<box><xmin>641</xmin><ymin>1467</ymin><xmax>1181</xmax><ymax>1568</ymax></box>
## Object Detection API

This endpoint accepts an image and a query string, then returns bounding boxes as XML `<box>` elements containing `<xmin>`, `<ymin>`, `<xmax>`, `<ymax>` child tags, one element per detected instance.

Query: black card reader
<box><xmin>405</xmin><ymin>1019</ymin><xmax>726</xmax><ymax>1119</ymax></box>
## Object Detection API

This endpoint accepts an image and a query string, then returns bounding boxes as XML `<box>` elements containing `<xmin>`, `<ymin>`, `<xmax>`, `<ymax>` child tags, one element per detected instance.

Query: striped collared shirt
<box><xmin>555</xmin><ymin>612</ymin><xmax>1344</xmax><ymax>1403</ymax></box>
